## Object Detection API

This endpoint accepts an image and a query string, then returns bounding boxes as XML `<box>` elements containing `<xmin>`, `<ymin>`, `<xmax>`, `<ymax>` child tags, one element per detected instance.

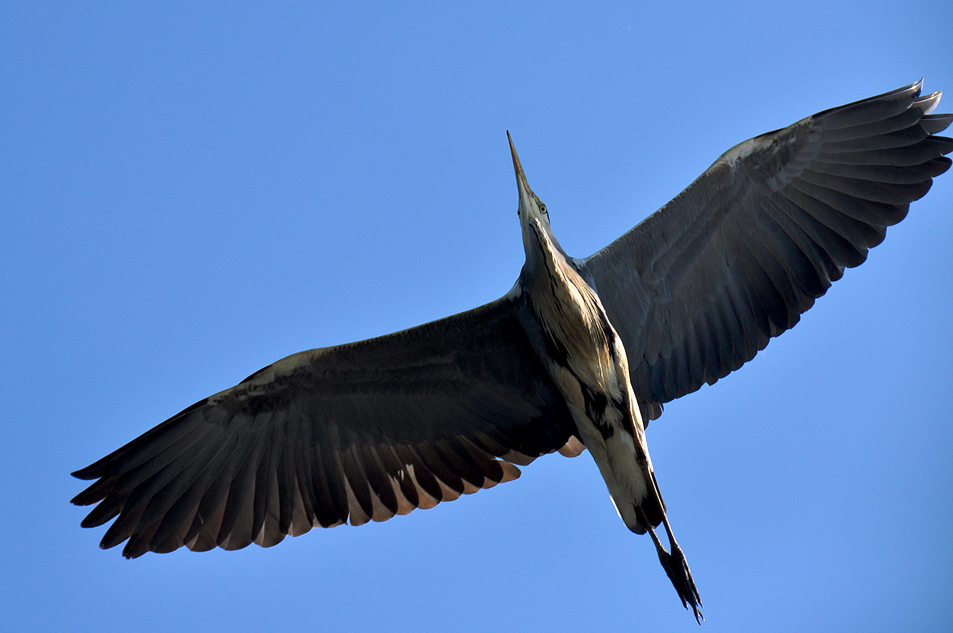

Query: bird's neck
<box><xmin>522</xmin><ymin>225</ymin><xmax>613</xmax><ymax>378</ymax></box>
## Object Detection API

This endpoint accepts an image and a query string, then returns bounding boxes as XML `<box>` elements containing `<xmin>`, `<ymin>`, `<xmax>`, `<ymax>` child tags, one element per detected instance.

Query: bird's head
<box><xmin>507</xmin><ymin>132</ymin><xmax>566</xmax><ymax>266</ymax></box>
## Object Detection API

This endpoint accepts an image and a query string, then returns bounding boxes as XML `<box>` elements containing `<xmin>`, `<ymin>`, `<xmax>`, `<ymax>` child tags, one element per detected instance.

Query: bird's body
<box><xmin>512</xmin><ymin>139</ymin><xmax>701</xmax><ymax>616</ymax></box>
<box><xmin>73</xmin><ymin>81</ymin><xmax>952</xmax><ymax>622</ymax></box>
<box><xmin>527</xmin><ymin>242</ymin><xmax>654</xmax><ymax>528</ymax></box>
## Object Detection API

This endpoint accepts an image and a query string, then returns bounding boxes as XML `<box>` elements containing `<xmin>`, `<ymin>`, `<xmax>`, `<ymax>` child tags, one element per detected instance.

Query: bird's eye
<box><xmin>539</xmin><ymin>204</ymin><xmax>547</xmax><ymax>215</ymax></box>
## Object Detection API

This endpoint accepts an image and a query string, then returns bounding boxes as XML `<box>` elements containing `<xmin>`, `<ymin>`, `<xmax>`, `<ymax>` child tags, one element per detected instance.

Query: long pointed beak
<box><xmin>507</xmin><ymin>131</ymin><xmax>532</xmax><ymax>201</ymax></box>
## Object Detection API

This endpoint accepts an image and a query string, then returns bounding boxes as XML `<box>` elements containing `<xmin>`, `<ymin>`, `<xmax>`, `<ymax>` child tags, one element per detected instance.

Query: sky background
<box><xmin>2</xmin><ymin>2</ymin><xmax>951</xmax><ymax>632</ymax></box>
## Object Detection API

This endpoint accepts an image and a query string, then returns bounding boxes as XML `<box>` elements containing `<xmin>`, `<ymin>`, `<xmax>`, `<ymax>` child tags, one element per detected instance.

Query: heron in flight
<box><xmin>73</xmin><ymin>82</ymin><xmax>951</xmax><ymax>622</ymax></box>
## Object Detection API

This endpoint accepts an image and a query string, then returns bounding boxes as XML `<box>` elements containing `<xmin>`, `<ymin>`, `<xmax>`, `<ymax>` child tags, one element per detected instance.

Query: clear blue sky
<box><xmin>2</xmin><ymin>2</ymin><xmax>951</xmax><ymax>631</ymax></box>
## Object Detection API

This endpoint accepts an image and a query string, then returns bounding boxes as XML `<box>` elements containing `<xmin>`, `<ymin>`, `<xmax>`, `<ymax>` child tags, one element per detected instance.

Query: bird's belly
<box><xmin>547</xmin><ymin>361</ymin><xmax>649</xmax><ymax>528</ymax></box>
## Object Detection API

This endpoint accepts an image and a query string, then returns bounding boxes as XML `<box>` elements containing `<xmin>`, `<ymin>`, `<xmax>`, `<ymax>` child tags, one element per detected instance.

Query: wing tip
<box><xmin>71</xmin><ymin>459</ymin><xmax>107</xmax><ymax>481</ymax></box>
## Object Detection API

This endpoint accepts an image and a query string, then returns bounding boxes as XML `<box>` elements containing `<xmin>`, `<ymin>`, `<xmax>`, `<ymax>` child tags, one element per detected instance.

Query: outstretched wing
<box><xmin>72</xmin><ymin>293</ymin><xmax>579</xmax><ymax>558</ymax></box>
<box><xmin>580</xmin><ymin>81</ymin><xmax>952</xmax><ymax>422</ymax></box>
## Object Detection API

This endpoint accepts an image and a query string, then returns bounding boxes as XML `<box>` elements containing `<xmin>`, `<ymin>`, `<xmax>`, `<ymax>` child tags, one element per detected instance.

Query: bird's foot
<box><xmin>658</xmin><ymin>542</ymin><xmax>703</xmax><ymax>624</ymax></box>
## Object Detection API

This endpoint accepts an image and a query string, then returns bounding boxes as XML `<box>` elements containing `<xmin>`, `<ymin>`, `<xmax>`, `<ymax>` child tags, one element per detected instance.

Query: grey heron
<box><xmin>72</xmin><ymin>81</ymin><xmax>952</xmax><ymax>622</ymax></box>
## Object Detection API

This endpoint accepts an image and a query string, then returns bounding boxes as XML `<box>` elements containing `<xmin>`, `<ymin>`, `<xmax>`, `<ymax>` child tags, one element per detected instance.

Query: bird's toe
<box><xmin>659</xmin><ymin>543</ymin><xmax>703</xmax><ymax>624</ymax></box>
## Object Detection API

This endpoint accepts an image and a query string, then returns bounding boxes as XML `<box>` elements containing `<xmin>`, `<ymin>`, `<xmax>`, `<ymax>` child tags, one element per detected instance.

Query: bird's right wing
<box><xmin>580</xmin><ymin>81</ymin><xmax>952</xmax><ymax>422</ymax></box>
<box><xmin>72</xmin><ymin>293</ymin><xmax>579</xmax><ymax>558</ymax></box>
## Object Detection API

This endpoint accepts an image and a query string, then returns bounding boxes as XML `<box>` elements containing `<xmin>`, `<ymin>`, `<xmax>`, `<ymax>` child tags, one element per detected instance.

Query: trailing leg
<box><xmin>636</xmin><ymin>498</ymin><xmax>703</xmax><ymax>623</ymax></box>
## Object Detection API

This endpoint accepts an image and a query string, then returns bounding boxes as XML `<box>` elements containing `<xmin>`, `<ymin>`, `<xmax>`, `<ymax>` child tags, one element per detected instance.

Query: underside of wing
<box><xmin>71</xmin><ymin>294</ymin><xmax>579</xmax><ymax>557</ymax></box>
<box><xmin>580</xmin><ymin>81</ymin><xmax>952</xmax><ymax>422</ymax></box>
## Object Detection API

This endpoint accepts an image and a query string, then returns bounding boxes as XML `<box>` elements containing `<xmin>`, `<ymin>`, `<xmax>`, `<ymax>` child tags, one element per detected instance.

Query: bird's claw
<box><xmin>659</xmin><ymin>543</ymin><xmax>703</xmax><ymax>624</ymax></box>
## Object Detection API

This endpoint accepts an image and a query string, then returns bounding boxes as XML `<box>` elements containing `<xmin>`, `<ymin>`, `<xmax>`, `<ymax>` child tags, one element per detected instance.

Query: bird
<box><xmin>72</xmin><ymin>81</ymin><xmax>951</xmax><ymax>622</ymax></box>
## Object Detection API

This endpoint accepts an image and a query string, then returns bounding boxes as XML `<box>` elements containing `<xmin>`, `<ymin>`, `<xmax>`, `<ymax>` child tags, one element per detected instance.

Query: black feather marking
<box><xmin>580</xmin><ymin>383</ymin><xmax>614</xmax><ymax>440</ymax></box>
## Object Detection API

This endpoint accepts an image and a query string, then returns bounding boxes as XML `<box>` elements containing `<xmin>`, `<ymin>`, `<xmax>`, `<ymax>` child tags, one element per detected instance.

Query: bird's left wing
<box><xmin>72</xmin><ymin>293</ymin><xmax>579</xmax><ymax>558</ymax></box>
<box><xmin>579</xmin><ymin>81</ymin><xmax>952</xmax><ymax>423</ymax></box>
